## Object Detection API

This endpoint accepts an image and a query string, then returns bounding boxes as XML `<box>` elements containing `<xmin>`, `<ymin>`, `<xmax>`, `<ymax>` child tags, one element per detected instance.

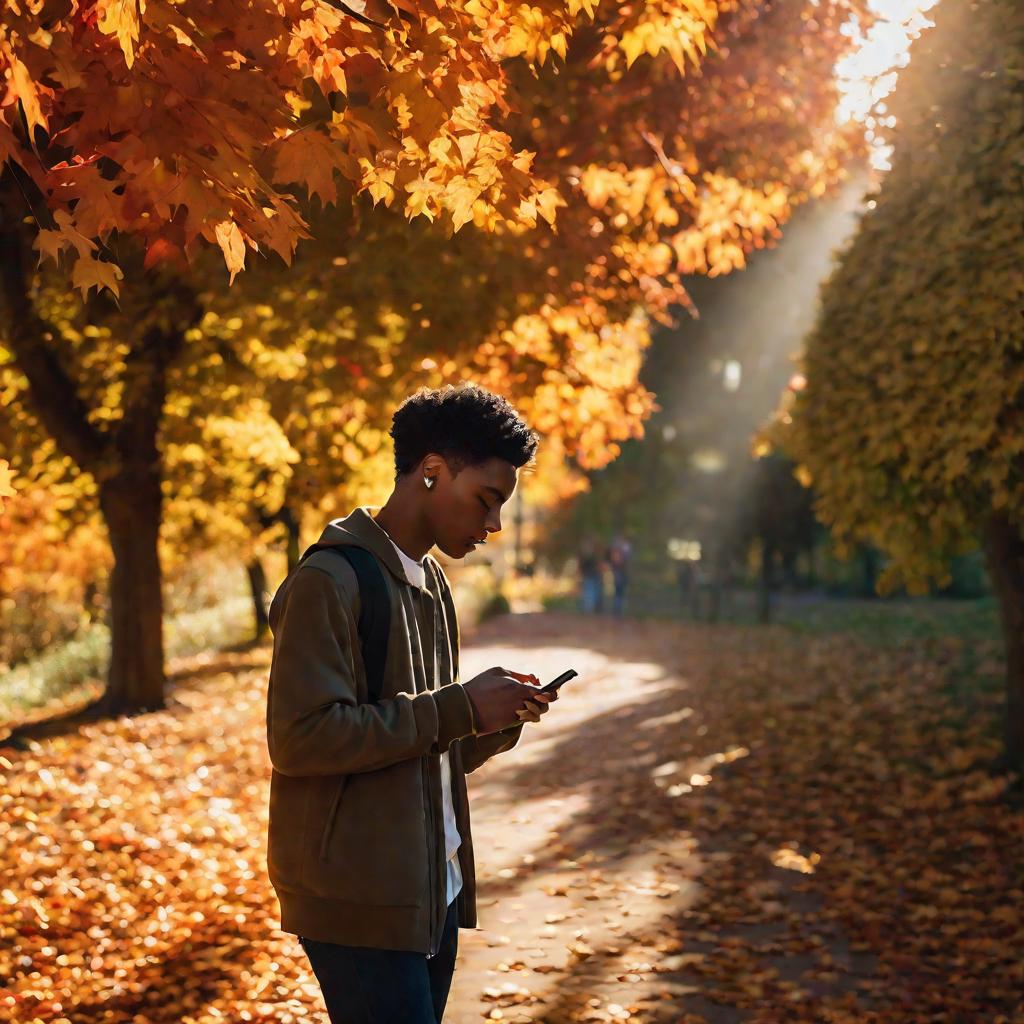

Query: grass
<box><xmin>776</xmin><ymin>593</ymin><xmax>1001</xmax><ymax>643</ymax></box>
<box><xmin>0</xmin><ymin>597</ymin><xmax>255</xmax><ymax>727</ymax></box>
<box><xmin>547</xmin><ymin>581</ymin><xmax>1001</xmax><ymax>645</ymax></box>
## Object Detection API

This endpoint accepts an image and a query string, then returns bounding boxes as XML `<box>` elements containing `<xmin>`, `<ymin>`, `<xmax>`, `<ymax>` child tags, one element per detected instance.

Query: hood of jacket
<box><xmin>315</xmin><ymin>505</ymin><xmax>431</xmax><ymax>592</ymax></box>
<box><xmin>269</xmin><ymin>505</ymin><xmax>432</xmax><ymax>634</ymax></box>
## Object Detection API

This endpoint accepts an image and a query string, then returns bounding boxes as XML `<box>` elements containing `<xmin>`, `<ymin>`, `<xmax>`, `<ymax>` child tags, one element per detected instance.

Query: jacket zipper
<box><xmin>423</xmin><ymin>755</ymin><xmax>441</xmax><ymax>958</ymax></box>
<box><xmin>417</xmin><ymin>584</ymin><xmax>444</xmax><ymax>960</ymax></box>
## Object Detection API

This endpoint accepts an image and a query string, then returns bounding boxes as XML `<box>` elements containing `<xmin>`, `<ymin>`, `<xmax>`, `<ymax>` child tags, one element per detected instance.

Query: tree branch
<box><xmin>0</xmin><ymin>209</ymin><xmax>111</xmax><ymax>475</ymax></box>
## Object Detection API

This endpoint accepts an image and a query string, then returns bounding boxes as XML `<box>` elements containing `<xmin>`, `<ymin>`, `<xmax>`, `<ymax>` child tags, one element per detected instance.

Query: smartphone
<box><xmin>536</xmin><ymin>669</ymin><xmax>578</xmax><ymax>696</ymax></box>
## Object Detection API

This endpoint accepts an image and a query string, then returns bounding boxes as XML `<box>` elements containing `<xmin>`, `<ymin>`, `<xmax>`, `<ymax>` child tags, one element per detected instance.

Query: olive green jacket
<box><xmin>265</xmin><ymin>505</ymin><xmax>523</xmax><ymax>955</ymax></box>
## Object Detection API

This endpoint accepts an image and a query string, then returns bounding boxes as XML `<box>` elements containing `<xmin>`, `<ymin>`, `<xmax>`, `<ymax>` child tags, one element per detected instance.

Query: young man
<box><xmin>265</xmin><ymin>383</ymin><xmax>557</xmax><ymax>1024</ymax></box>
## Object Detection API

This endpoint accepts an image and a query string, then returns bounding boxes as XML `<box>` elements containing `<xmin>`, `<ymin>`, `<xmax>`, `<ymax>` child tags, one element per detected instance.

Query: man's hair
<box><xmin>390</xmin><ymin>382</ymin><xmax>540</xmax><ymax>478</ymax></box>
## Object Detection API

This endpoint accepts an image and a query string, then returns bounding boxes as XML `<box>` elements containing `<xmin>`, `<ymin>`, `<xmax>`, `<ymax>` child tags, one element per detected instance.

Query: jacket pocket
<box><xmin>318</xmin><ymin>774</ymin><xmax>351</xmax><ymax>861</ymax></box>
<box><xmin>307</xmin><ymin>759</ymin><xmax>429</xmax><ymax>906</ymax></box>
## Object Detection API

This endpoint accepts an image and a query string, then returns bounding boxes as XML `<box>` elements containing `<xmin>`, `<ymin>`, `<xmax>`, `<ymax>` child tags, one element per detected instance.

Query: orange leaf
<box><xmin>143</xmin><ymin>237</ymin><xmax>186</xmax><ymax>271</ymax></box>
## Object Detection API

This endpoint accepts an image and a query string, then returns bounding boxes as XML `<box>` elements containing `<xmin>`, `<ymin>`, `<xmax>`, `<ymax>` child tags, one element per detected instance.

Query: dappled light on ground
<box><xmin>0</xmin><ymin>612</ymin><xmax>1020</xmax><ymax>1023</ymax></box>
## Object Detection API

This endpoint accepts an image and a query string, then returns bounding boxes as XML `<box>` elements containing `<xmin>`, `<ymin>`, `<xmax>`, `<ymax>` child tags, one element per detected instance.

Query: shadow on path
<box><xmin>449</xmin><ymin>610</ymin><xmax>1014</xmax><ymax>1023</ymax></box>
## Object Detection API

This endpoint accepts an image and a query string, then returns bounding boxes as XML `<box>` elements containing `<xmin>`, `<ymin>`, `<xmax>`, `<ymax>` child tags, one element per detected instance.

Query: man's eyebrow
<box><xmin>483</xmin><ymin>485</ymin><xmax>511</xmax><ymax>503</ymax></box>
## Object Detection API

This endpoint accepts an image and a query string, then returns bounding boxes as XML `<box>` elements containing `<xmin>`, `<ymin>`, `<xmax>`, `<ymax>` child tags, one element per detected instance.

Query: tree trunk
<box><xmin>861</xmin><ymin>545</ymin><xmax>879</xmax><ymax>597</ymax></box>
<box><xmin>781</xmin><ymin>548</ymin><xmax>798</xmax><ymax>591</ymax></box>
<box><xmin>97</xmin><ymin>469</ymin><xmax>166</xmax><ymax>714</ymax></box>
<box><xmin>247</xmin><ymin>558</ymin><xmax>271</xmax><ymax>641</ymax></box>
<box><xmin>0</xmin><ymin>184</ymin><xmax>199</xmax><ymax>723</ymax></box>
<box><xmin>708</xmin><ymin>574</ymin><xmax>721</xmax><ymax>623</ymax></box>
<box><xmin>983</xmin><ymin>512</ymin><xmax>1024</xmax><ymax>773</ymax></box>
<box><xmin>759</xmin><ymin>541</ymin><xmax>774</xmax><ymax>624</ymax></box>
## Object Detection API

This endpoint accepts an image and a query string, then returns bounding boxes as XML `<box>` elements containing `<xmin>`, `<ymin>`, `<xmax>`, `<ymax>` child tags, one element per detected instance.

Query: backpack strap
<box><xmin>298</xmin><ymin>543</ymin><xmax>391</xmax><ymax>704</ymax></box>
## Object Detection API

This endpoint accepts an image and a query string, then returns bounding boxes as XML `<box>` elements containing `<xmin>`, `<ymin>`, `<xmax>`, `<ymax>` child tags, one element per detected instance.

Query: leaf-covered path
<box><xmin>449</xmin><ymin>613</ymin><xmax>1020</xmax><ymax>1024</ymax></box>
<box><xmin>0</xmin><ymin>612</ymin><xmax>1020</xmax><ymax>1023</ymax></box>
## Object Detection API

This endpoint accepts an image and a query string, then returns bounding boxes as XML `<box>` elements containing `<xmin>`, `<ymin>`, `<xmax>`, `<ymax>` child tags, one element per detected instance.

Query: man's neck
<box><xmin>372</xmin><ymin>488</ymin><xmax>432</xmax><ymax>562</ymax></box>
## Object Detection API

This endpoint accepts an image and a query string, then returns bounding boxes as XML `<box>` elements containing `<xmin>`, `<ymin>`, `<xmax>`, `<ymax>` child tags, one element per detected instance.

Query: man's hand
<box><xmin>514</xmin><ymin>676</ymin><xmax>558</xmax><ymax>723</ymax></box>
<box><xmin>463</xmin><ymin>667</ymin><xmax>556</xmax><ymax>734</ymax></box>
<box><xmin>497</xmin><ymin>669</ymin><xmax>558</xmax><ymax>724</ymax></box>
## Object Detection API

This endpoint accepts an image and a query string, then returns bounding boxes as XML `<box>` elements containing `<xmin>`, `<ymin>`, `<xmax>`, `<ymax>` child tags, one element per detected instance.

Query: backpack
<box><xmin>297</xmin><ymin>543</ymin><xmax>391</xmax><ymax>704</ymax></box>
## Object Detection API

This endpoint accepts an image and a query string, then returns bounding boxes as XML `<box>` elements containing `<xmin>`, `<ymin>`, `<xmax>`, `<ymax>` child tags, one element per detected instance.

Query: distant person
<box><xmin>577</xmin><ymin>535</ymin><xmax>604</xmax><ymax>613</ymax></box>
<box><xmin>266</xmin><ymin>383</ymin><xmax>558</xmax><ymax>1023</ymax></box>
<box><xmin>607</xmin><ymin>531</ymin><xmax>633</xmax><ymax>617</ymax></box>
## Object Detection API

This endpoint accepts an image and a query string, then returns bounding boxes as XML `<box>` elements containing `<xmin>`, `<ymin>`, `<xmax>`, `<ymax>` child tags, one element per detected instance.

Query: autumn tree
<box><xmin>1</xmin><ymin>0</ymin><xmax>871</xmax><ymax>716</ymax></box>
<box><xmin>0</xmin><ymin>0</ymin><xmax>558</xmax><ymax>714</ymax></box>
<box><xmin>775</xmin><ymin>0</ymin><xmax>1024</xmax><ymax>769</ymax></box>
<box><xmin>0</xmin><ymin>0</ymin><xmax>558</xmax><ymax>286</ymax></box>
<box><xmin>0</xmin><ymin>205</ymin><xmax>658</xmax><ymax>676</ymax></box>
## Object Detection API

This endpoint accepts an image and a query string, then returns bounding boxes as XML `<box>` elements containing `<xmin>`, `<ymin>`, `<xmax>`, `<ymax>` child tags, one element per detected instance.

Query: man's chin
<box><xmin>437</xmin><ymin>537</ymin><xmax>476</xmax><ymax>559</ymax></box>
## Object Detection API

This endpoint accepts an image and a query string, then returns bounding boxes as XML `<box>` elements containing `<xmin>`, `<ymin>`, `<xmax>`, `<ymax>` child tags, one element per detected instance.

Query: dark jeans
<box><xmin>299</xmin><ymin>900</ymin><xmax>459</xmax><ymax>1024</ymax></box>
<box><xmin>612</xmin><ymin>579</ymin><xmax>627</xmax><ymax>617</ymax></box>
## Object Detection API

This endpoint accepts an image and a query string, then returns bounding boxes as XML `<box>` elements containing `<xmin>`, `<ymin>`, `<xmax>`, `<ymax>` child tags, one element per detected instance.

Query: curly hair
<box><xmin>389</xmin><ymin>383</ymin><xmax>540</xmax><ymax>478</ymax></box>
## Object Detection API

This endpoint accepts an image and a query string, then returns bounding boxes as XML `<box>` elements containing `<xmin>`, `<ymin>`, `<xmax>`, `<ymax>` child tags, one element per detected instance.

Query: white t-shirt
<box><xmin>370</xmin><ymin>518</ymin><xmax>463</xmax><ymax>907</ymax></box>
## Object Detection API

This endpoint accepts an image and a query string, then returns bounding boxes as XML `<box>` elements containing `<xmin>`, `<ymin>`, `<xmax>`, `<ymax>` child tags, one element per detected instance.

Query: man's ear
<box><xmin>420</xmin><ymin>454</ymin><xmax>442</xmax><ymax>477</ymax></box>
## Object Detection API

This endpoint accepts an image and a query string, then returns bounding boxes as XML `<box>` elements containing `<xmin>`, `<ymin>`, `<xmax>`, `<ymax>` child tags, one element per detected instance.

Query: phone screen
<box><xmin>537</xmin><ymin>669</ymin><xmax>578</xmax><ymax>695</ymax></box>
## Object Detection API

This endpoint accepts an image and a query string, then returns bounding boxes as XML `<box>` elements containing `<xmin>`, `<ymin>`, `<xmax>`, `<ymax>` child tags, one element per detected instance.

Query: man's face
<box><xmin>426</xmin><ymin>455</ymin><xmax>518</xmax><ymax>559</ymax></box>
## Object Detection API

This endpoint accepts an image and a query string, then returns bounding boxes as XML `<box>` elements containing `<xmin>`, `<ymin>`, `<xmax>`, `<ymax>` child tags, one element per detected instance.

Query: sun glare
<box><xmin>835</xmin><ymin>0</ymin><xmax>940</xmax><ymax>169</ymax></box>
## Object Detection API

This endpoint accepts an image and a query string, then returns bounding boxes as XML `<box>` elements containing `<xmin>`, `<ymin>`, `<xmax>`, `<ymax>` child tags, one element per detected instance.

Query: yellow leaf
<box><xmin>33</xmin><ymin>228</ymin><xmax>68</xmax><ymax>268</ymax></box>
<box><xmin>0</xmin><ymin>459</ymin><xmax>15</xmax><ymax>506</ymax></box>
<box><xmin>456</xmin><ymin>133</ymin><xmax>482</xmax><ymax>167</ymax></box>
<box><xmin>447</xmin><ymin>181</ymin><xmax>478</xmax><ymax>231</ymax></box>
<box><xmin>96</xmin><ymin>0</ymin><xmax>146</xmax><ymax>69</ymax></box>
<box><xmin>621</xmin><ymin>27</ymin><xmax>647</xmax><ymax>68</ymax></box>
<box><xmin>70</xmin><ymin>254</ymin><xmax>124</xmax><ymax>299</ymax></box>
<box><xmin>365</xmin><ymin>166</ymin><xmax>395</xmax><ymax>206</ymax></box>
<box><xmin>517</xmin><ymin>196</ymin><xmax>537</xmax><ymax>226</ymax></box>
<box><xmin>511</xmin><ymin>150</ymin><xmax>535</xmax><ymax>174</ymax></box>
<box><xmin>405</xmin><ymin>175</ymin><xmax>439</xmax><ymax>220</ymax></box>
<box><xmin>535</xmin><ymin>187</ymin><xmax>565</xmax><ymax>226</ymax></box>
<box><xmin>50</xmin><ymin>210</ymin><xmax>99</xmax><ymax>263</ymax></box>
<box><xmin>3</xmin><ymin>45</ymin><xmax>46</xmax><ymax>131</ymax></box>
<box><xmin>214</xmin><ymin>220</ymin><xmax>246</xmax><ymax>284</ymax></box>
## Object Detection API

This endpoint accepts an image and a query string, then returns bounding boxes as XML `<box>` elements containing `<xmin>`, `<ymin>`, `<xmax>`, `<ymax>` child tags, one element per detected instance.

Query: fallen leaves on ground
<box><xmin>0</xmin><ymin>613</ymin><xmax>1021</xmax><ymax>1024</ymax></box>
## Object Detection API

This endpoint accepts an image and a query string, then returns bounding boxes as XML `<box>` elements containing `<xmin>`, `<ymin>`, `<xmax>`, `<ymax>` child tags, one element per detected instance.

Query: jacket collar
<box><xmin>317</xmin><ymin>505</ymin><xmax>436</xmax><ymax>594</ymax></box>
